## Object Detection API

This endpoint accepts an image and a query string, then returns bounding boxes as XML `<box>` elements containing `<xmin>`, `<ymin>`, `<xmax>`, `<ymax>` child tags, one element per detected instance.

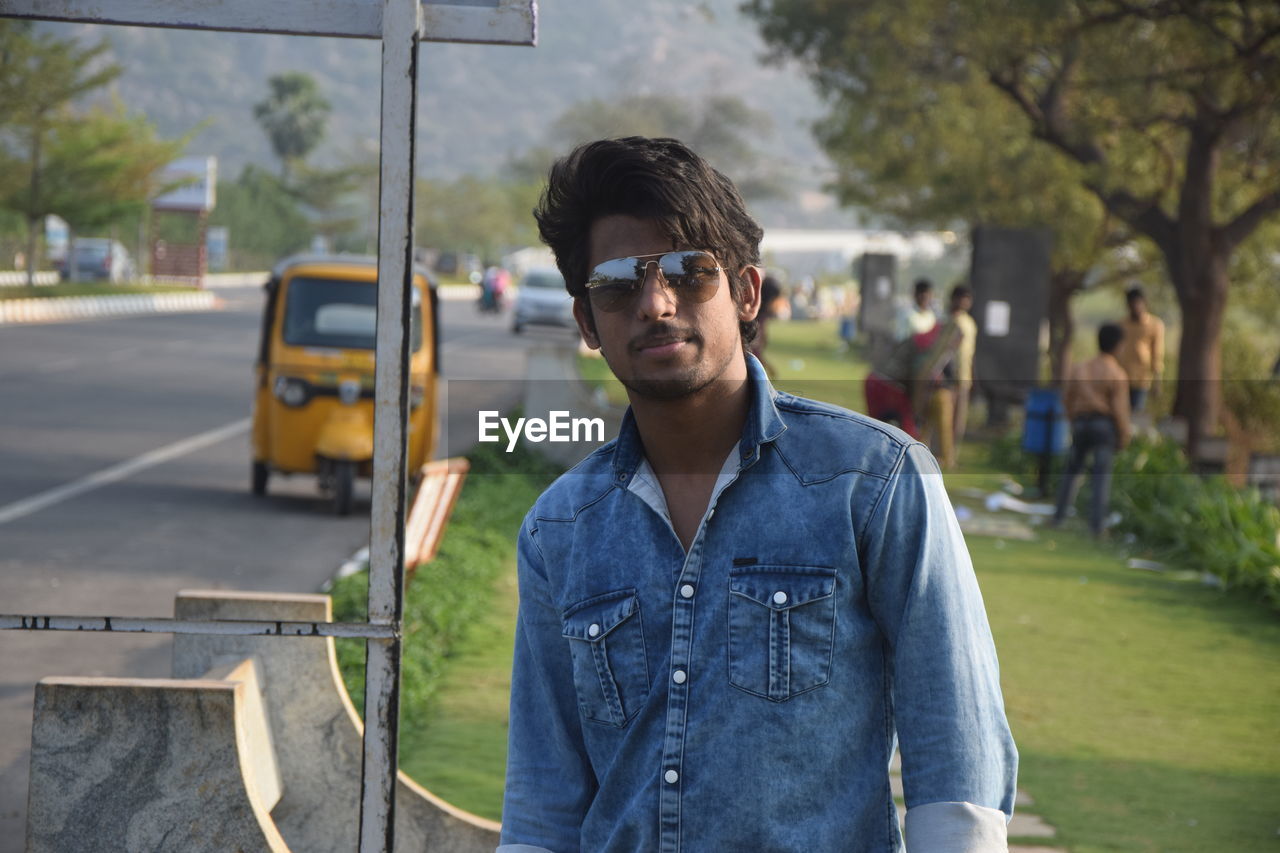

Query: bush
<box><xmin>1112</xmin><ymin>437</ymin><xmax>1280</xmax><ymax>610</ymax></box>
<box><xmin>986</xmin><ymin>431</ymin><xmax>1280</xmax><ymax>611</ymax></box>
<box><xmin>330</xmin><ymin>438</ymin><xmax>561</xmax><ymax>720</ymax></box>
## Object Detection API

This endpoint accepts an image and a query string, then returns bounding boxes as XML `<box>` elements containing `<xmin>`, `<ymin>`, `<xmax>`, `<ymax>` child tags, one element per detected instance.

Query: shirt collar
<box><xmin>611</xmin><ymin>352</ymin><xmax>787</xmax><ymax>484</ymax></box>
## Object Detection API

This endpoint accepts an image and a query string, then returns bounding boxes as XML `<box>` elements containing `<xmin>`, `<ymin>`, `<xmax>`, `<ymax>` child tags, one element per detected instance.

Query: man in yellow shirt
<box><xmin>1116</xmin><ymin>285</ymin><xmax>1165</xmax><ymax>412</ymax></box>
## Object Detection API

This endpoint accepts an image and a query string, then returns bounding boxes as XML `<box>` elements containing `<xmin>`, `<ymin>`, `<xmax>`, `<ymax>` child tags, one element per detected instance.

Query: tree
<box><xmin>289</xmin><ymin>159</ymin><xmax>378</xmax><ymax>253</ymax></box>
<box><xmin>788</xmin><ymin>33</ymin><xmax>1141</xmax><ymax>381</ymax></box>
<box><xmin>516</xmin><ymin>93</ymin><xmax>790</xmax><ymax>202</ymax></box>
<box><xmin>0</xmin><ymin>22</ymin><xmax>121</xmax><ymax>286</ymax></box>
<box><xmin>209</xmin><ymin>165</ymin><xmax>311</xmax><ymax>267</ymax></box>
<box><xmin>35</xmin><ymin>101</ymin><xmax>190</xmax><ymax>239</ymax></box>
<box><xmin>746</xmin><ymin>0</ymin><xmax>1280</xmax><ymax>454</ymax></box>
<box><xmin>253</xmin><ymin>72</ymin><xmax>331</xmax><ymax>181</ymax></box>
<box><xmin>416</xmin><ymin>175</ymin><xmax>540</xmax><ymax>261</ymax></box>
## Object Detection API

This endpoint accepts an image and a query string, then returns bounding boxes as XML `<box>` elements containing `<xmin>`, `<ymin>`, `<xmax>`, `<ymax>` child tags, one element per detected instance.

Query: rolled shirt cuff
<box><xmin>904</xmin><ymin>801</ymin><xmax>1009</xmax><ymax>852</ymax></box>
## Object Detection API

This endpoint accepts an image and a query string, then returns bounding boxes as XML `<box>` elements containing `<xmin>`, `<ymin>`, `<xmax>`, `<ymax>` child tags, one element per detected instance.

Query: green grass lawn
<box><xmin>371</xmin><ymin>319</ymin><xmax>1280</xmax><ymax>848</ymax></box>
<box><xmin>952</xmin><ymin>452</ymin><xmax>1280</xmax><ymax>852</ymax></box>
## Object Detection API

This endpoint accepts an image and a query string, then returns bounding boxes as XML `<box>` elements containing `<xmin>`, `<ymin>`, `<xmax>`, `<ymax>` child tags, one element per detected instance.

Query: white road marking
<box><xmin>0</xmin><ymin>418</ymin><xmax>250</xmax><ymax>526</ymax></box>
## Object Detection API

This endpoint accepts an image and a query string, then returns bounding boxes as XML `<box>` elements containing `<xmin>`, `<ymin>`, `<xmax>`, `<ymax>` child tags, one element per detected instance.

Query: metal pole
<box><xmin>360</xmin><ymin>0</ymin><xmax>420</xmax><ymax>849</ymax></box>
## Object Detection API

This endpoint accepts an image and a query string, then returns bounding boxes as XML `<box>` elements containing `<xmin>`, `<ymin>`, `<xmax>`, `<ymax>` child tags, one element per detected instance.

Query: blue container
<box><xmin>1022</xmin><ymin>388</ymin><xmax>1070</xmax><ymax>455</ymax></box>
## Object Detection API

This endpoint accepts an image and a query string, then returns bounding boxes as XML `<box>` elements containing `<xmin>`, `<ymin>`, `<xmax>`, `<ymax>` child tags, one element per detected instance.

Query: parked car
<box><xmin>58</xmin><ymin>238</ymin><xmax>135</xmax><ymax>283</ymax></box>
<box><xmin>511</xmin><ymin>267</ymin><xmax>573</xmax><ymax>333</ymax></box>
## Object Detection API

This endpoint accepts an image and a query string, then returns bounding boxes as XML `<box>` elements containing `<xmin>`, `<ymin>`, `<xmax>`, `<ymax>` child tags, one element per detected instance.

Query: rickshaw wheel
<box><xmin>252</xmin><ymin>462</ymin><xmax>269</xmax><ymax>496</ymax></box>
<box><xmin>333</xmin><ymin>461</ymin><xmax>355</xmax><ymax>516</ymax></box>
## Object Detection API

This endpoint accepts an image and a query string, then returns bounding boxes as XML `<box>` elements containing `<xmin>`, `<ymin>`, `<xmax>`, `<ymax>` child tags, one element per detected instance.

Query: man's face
<box><xmin>1129</xmin><ymin>295</ymin><xmax>1147</xmax><ymax>318</ymax></box>
<box><xmin>574</xmin><ymin>214</ymin><xmax>761</xmax><ymax>401</ymax></box>
<box><xmin>915</xmin><ymin>289</ymin><xmax>932</xmax><ymax>309</ymax></box>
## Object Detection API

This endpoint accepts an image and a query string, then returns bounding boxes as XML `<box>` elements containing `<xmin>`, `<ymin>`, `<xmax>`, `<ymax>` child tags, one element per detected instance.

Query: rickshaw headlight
<box><xmin>338</xmin><ymin>379</ymin><xmax>361</xmax><ymax>406</ymax></box>
<box><xmin>273</xmin><ymin>376</ymin><xmax>311</xmax><ymax>408</ymax></box>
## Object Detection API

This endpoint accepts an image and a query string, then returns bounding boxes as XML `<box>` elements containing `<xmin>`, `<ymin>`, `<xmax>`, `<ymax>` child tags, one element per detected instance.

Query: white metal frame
<box><xmin>0</xmin><ymin>1</ymin><xmax>537</xmax><ymax>849</ymax></box>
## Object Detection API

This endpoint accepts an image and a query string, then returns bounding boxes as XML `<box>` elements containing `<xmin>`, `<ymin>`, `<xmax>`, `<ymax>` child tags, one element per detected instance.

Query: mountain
<box><xmin>43</xmin><ymin>0</ymin><xmax>837</xmax><ymax>197</ymax></box>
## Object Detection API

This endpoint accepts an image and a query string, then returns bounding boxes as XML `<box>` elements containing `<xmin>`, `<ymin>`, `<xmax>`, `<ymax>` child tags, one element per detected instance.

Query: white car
<box><xmin>512</xmin><ymin>267</ymin><xmax>574</xmax><ymax>333</ymax></box>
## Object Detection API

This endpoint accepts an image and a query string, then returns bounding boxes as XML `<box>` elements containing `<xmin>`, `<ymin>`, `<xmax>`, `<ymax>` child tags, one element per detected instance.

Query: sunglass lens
<box><xmin>587</xmin><ymin>257</ymin><xmax>642</xmax><ymax>312</ymax></box>
<box><xmin>658</xmin><ymin>251</ymin><xmax>720</xmax><ymax>303</ymax></box>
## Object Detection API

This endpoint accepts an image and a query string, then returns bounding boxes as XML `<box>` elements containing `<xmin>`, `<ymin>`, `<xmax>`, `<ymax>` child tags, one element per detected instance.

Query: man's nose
<box><xmin>633</xmin><ymin>261</ymin><xmax>677</xmax><ymax>319</ymax></box>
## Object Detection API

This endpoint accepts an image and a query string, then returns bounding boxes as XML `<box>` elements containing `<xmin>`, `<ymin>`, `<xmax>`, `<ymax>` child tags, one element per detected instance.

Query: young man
<box><xmin>1116</xmin><ymin>285</ymin><xmax>1165</xmax><ymax>413</ymax></box>
<box><xmin>1053</xmin><ymin>323</ymin><xmax>1132</xmax><ymax>537</ymax></box>
<box><xmin>500</xmin><ymin>137</ymin><xmax>1017</xmax><ymax>853</ymax></box>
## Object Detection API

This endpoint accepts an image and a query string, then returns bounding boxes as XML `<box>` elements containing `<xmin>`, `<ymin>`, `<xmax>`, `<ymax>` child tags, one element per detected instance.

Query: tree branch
<box><xmin>987</xmin><ymin>67</ymin><xmax>1107</xmax><ymax>166</ymax></box>
<box><xmin>1221</xmin><ymin>186</ymin><xmax>1280</xmax><ymax>249</ymax></box>
<box><xmin>1086</xmin><ymin>182</ymin><xmax>1177</xmax><ymax>250</ymax></box>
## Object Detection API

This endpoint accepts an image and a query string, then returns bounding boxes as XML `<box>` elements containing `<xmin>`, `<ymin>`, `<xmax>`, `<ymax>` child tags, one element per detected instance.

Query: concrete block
<box><xmin>203</xmin><ymin>657</ymin><xmax>282</xmax><ymax>811</ymax></box>
<box><xmin>173</xmin><ymin>590</ymin><xmax>500</xmax><ymax>853</ymax></box>
<box><xmin>26</xmin><ymin>676</ymin><xmax>288</xmax><ymax>852</ymax></box>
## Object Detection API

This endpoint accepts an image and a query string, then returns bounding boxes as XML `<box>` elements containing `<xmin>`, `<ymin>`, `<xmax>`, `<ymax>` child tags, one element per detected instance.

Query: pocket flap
<box><xmin>562</xmin><ymin>589</ymin><xmax>638</xmax><ymax>642</ymax></box>
<box><xmin>730</xmin><ymin>567</ymin><xmax>836</xmax><ymax>610</ymax></box>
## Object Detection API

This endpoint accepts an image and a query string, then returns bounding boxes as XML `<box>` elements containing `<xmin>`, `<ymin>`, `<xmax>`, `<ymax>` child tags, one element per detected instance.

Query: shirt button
<box><xmin>588</xmin><ymin>623</ymin><xmax>600</xmax><ymax>638</ymax></box>
<box><xmin>672</xmin><ymin>669</ymin><xmax>687</xmax><ymax>684</ymax></box>
<box><xmin>680</xmin><ymin>584</ymin><xmax>695</xmax><ymax>599</ymax></box>
<box><xmin>773</xmin><ymin>590</ymin><xmax>788</xmax><ymax>605</ymax></box>
<box><xmin>664</xmin><ymin>770</ymin><xmax>679</xmax><ymax>784</ymax></box>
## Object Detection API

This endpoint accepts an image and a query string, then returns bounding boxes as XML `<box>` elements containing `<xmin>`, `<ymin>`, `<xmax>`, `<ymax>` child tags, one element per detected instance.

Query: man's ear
<box><xmin>737</xmin><ymin>265</ymin><xmax>763</xmax><ymax>323</ymax></box>
<box><xmin>573</xmin><ymin>297</ymin><xmax>600</xmax><ymax>349</ymax></box>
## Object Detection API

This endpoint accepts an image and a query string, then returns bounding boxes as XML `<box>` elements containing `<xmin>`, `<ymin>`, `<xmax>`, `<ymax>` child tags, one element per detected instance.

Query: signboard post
<box><xmin>970</xmin><ymin>225</ymin><xmax>1053</xmax><ymax>426</ymax></box>
<box><xmin>0</xmin><ymin>2</ymin><xmax>538</xmax><ymax>850</ymax></box>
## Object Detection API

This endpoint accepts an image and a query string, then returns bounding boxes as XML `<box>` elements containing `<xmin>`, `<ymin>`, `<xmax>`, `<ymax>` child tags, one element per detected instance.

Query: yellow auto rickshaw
<box><xmin>251</xmin><ymin>255</ymin><xmax>439</xmax><ymax>514</ymax></box>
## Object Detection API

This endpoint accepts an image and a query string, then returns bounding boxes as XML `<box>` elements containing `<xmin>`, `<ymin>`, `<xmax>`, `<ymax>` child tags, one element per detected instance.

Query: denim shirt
<box><xmin>500</xmin><ymin>355</ymin><xmax>1017</xmax><ymax>853</ymax></box>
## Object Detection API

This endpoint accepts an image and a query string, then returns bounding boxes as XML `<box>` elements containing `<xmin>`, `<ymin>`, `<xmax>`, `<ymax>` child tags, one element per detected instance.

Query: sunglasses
<box><xmin>585</xmin><ymin>250</ymin><xmax>723</xmax><ymax>313</ymax></box>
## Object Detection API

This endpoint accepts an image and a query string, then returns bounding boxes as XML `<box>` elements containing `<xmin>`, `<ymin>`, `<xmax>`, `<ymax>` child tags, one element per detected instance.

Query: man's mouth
<box><xmin>633</xmin><ymin>334</ymin><xmax>695</xmax><ymax>356</ymax></box>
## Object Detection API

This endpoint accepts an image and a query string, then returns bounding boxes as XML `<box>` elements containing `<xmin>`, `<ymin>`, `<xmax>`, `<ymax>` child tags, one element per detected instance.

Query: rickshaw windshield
<box><xmin>282</xmin><ymin>275</ymin><xmax>422</xmax><ymax>352</ymax></box>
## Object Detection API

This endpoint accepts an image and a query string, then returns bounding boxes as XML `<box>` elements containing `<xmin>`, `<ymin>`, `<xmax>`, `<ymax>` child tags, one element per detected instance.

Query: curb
<box><xmin>0</xmin><ymin>291</ymin><xmax>224</xmax><ymax>326</ymax></box>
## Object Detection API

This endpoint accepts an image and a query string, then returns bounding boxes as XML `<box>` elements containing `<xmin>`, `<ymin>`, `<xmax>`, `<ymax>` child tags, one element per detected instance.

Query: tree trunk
<box><xmin>1168</xmin><ymin>244</ymin><xmax>1229</xmax><ymax>462</ymax></box>
<box><xmin>24</xmin><ymin>123</ymin><xmax>42</xmax><ymax>290</ymax></box>
<box><xmin>1047</xmin><ymin>269</ymin><xmax>1084</xmax><ymax>385</ymax></box>
<box><xmin>24</xmin><ymin>215</ymin><xmax>39</xmax><ymax>289</ymax></box>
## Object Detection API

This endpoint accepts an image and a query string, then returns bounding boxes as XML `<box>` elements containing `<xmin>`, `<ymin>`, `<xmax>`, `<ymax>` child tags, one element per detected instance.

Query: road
<box><xmin>0</xmin><ymin>286</ymin><xmax>580</xmax><ymax>848</ymax></box>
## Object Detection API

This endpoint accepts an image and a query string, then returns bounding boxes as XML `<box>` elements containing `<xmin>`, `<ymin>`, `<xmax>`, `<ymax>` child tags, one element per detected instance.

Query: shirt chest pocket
<box><xmin>728</xmin><ymin>566</ymin><xmax>837</xmax><ymax>701</ymax></box>
<box><xmin>561</xmin><ymin>589</ymin><xmax>651</xmax><ymax>727</ymax></box>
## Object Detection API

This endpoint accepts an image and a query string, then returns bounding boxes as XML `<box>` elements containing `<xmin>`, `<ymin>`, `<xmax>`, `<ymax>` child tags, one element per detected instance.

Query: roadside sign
<box><xmin>154</xmin><ymin>156</ymin><xmax>217</xmax><ymax>212</ymax></box>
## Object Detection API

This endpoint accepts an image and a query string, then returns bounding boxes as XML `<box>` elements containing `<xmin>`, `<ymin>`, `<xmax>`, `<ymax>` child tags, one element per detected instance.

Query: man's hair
<box><xmin>949</xmin><ymin>284</ymin><xmax>971</xmax><ymax>305</ymax></box>
<box><xmin>1125</xmin><ymin>285</ymin><xmax>1146</xmax><ymax>305</ymax></box>
<box><xmin>1099</xmin><ymin>323</ymin><xmax>1124</xmax><ymax>354</ymax></box>
<box><xmin>914</xmin><ymin>278</ymin><xmax>933</xmax><ymax>298</ymax></box>
<box><xmin>534</xmin><ymin>136</ymin><xmax>764</xmax><ymax>342</ymax></box>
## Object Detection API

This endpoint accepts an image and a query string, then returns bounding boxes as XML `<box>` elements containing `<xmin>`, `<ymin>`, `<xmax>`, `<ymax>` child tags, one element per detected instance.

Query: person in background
<box><xmin>748</xmin><ymin>274</ymin><xmax>783</xmax><ymax>376</ymax></box>
<box><xmin>1116</xmin><ymin>285</ymin><xmax>1165</xmax><ymax>413</ymax></box>
<box><xmin>948</xmin><ymin>284</ymin><xmax>978</xmax><ymax>454</ymax></box>
<box><xmin>1053</xmin><ymin>323</ymin><xmax>1132</xmax><ymax>538</ymax></box>
<box><xmin>839</xmin><ymin>281</ymin><xmax>860</xmax><ymax>349</ymax></box>
<box><xmin>896</xmin><ymin>278</ymin><xmax>939</xmax><ymax>341</ymax></box>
